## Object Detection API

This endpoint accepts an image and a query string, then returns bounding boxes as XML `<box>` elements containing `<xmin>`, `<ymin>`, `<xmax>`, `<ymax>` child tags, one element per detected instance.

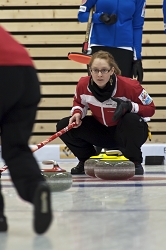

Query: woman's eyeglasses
<box><xmin>90</xmin><ymin>69</ymin><xmax>111</xmax><ymax>74</ymax></box>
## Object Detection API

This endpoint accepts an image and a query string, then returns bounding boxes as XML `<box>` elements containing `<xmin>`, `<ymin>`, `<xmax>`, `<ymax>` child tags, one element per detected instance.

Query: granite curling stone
<box><xmin>86</xmin><ymin>150</ymin><xmax>129</xmax><ymax>178</ymax></box>
<box><xmin>41</xmin><ymin>160</ymin><xmax>73</xmax><ymax>192</ymax></box>
<box><xmin>94</xmin><ymin>160</ymin><xmax>135</xmax><ymax>180</ymax></box>
<box><xmin>84</xmin><ymin>159</ymin><xmax>100</xmax><ymax>177</ymax></box>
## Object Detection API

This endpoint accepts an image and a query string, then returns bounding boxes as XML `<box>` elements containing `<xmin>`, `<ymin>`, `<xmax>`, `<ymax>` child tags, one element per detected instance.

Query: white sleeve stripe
<box><xmin>71</xmin><ymin>106</ymin><xmax>83</xmax><ymax>115</ymax></box>
<box><xmin>71</xmin><ymin>106</ymin><xmax>88</xmax><ymax>119</ymax></box>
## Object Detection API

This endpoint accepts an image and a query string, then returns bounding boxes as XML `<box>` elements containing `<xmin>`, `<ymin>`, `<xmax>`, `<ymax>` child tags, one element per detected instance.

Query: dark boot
<box><xmin>33</xmin><ymin>182</ymin><xmax>52</xmax><ymax>234</ymax></box>
<box><xmin>71</xmin><ymin>161</ymin><xmax>85</xmax><ymax>175</ymax></box>
<box><xmin>135</xmin><ymin>163</ymin><xmax>144</xmax><ymax>175</ymax></box>
<box><xmin>0</xmin><ymin>214</ymin><xmax>7</xmax><ymax>232</ymax></box>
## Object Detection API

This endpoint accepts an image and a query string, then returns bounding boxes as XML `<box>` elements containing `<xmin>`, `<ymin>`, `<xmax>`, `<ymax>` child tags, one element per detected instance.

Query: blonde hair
<box><xmin>89</xmin><ymin>50</ymin><xmax>121</xmax><ymax>75</ymax></box>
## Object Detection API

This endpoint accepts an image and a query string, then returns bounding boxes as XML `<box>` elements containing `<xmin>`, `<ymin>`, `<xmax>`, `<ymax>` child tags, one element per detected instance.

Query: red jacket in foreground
<box><xmin>71</xmin><ymin>75</ymin><xmax>155</xmax><ymax>127</ymax></box>
<box><xmin>0</xmin><ymin>26</ymin><xmax>34</xmax><ymax>66</ymax></box>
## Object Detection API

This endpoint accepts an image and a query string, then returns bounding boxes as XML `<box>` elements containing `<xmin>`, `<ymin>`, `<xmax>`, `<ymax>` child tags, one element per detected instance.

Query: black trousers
<box><xmin>0</xmin><ymin>66</ymin><xmax>44</xmax><ymax>204</ymax></box>
<box><xmin>57</xmin><ymin>113</ymin><xmax>148</xmax><ymax>163</ymax></box>
<box><xmin>91</xmin><ymin>46</ymin><xmax>133</xmax><ymax>78</ymax></box>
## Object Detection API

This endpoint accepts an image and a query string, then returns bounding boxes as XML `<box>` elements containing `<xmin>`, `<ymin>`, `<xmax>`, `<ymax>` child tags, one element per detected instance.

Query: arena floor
<box><xmin>0</xmin><ymin>162</ymin><xmax>166</xmax><ymax>250</ymax></box>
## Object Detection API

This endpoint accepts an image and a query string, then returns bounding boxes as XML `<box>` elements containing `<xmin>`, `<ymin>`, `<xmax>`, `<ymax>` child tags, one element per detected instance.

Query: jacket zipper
<box><xmin>101</xmin><ymin>105</ymin><xmax>107</xmax><ymax>126</ymax></box>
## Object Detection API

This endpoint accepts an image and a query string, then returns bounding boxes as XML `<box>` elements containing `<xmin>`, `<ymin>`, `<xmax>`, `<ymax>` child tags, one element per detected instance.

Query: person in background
<box><xmin>78</xmin><ymin>0</ymin><xmax>146</xmax><ymax>84</ymax></box>
<box><xmin>0</xmin><ymin>26</ymin><xmax>52</xmax><ymax>234</ymax></box>
<box><xmin>57</xmin><ymin>51</ymin><xmax>155</xmax><ymax>176</ymax></box>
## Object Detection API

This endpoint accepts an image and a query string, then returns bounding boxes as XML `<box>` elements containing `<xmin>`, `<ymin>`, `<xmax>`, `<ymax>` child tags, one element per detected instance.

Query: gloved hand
<box><xmin>99</xmin><ymin>13</ymin><xmax>117</xmax><ymax>25</ymax></box>
<box><xmin>132</xmin><ymin>59</ymin><xmax>143</xmax><ymax>84</ymax></box>
<box><xmin>111</xmin><ymin>97</ymin><xmax>132</xmax><ymax>122</ymax></box>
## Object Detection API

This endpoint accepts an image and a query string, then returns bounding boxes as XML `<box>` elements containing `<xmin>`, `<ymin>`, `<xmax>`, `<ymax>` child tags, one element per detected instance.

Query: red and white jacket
<box><xmin>71</xmin><ymin>75</ymin><xmax>155</xmax><ymax>127</ymax></box>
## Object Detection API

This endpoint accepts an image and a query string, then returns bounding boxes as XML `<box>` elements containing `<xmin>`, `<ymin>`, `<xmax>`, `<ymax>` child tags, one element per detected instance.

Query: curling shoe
<box><xmin>71</xmin><ymin>161</ymin><xmax>85</xmax><ymax>175</ymax></box>
<box><xmin>33</xmin><ymin>182</ymin><xmax>52</xmax><ymax>234</ymax></box>
<box><xmin>0</xmin><ymin>215</ymin><xmax>8</xmax><ymax>232</ymax></box>
<box><xmin>135</xmin><ymin>163</ymin><xmax>144</xmax><ymax>175</ymax></box>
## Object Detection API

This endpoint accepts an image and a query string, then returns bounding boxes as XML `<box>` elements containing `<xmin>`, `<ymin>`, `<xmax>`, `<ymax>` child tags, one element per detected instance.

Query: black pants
<box><xmin>91</xmin><ymin>46</ymin><xmax>133</xmax><ymax>78</ymax></box>
<box><xmin>57</xmin><ymin>113</ymin><xmax>148</xmax><ymax>163</ymax></box>
<box><xmin>0</xmin><ymin>66</ymin><xmax>44</xmax><ymax>204</ymax></box>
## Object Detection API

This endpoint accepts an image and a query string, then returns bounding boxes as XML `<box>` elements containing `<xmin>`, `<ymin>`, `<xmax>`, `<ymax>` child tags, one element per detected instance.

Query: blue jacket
<box><xmin>78</xmin><ymin>0</ymin><xmax>146</xmax><ymax>60</ymax></box>
<box><xmin>163</xmin><ymin>0</ymin><xmax>166</xmax><ymax>33</ymax></box>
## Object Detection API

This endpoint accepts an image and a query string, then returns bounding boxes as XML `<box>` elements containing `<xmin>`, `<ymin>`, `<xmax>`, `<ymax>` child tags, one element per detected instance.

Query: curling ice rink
<box><xmin>0</xmin><ymin>161</ymin><xmax>166</xmax><ymax>250</ymax></box>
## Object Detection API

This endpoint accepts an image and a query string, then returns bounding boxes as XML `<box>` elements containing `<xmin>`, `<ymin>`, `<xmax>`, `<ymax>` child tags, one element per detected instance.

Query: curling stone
<box><xmin>84</xmin><ymin>159</ymin><xmax>100</xmax><ymax>177</ymax></box>
<box><xmin>41</xmin><ymin>160</ymin><xmax>72</xmax><ymax>192</ymax></box>
<box><xmin>94</xmin><ymin>160</ymin><xmax>135</xmax><ymax>180</ymax></box>
<box><xmin>86</xmin><ymin>151</ymin><xmax>129</xmax><ymax>178</ymax></box>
